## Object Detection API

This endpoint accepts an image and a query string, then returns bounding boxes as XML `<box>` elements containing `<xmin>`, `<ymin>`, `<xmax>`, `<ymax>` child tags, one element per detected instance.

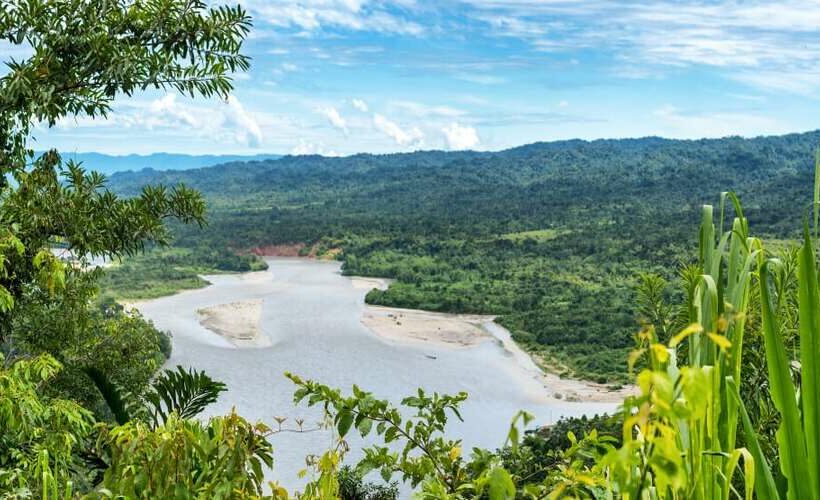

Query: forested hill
<box><xmin>111</xmin><ymin>130</ymin><xmax>818</xmax><ymax>240</ymax></box>
<box><xmin>109</xmin><ymin>130</ymin><xmax>820</xmax><ymax>383</ymax></box>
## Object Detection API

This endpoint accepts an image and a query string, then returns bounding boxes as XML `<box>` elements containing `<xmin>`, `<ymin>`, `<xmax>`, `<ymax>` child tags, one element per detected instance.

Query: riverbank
<box><xmin>98</xmin><ymin>247</ymin><xmax>267</xmax><ymax>301</ymax></box>
<box><xmin>359</xmin><ymin>304</ymin><xmax>633</xmax><ymax>403</ymax></box>
<box><xmin>128</xmin><ymin>258</ymin><xmax>621</xmax><ymax>492</ymax></box>
<box><xmin>120</xmin><ymin>263</ymin><xmax>633</xmax><ymax>403</ymax></box>
<box><xmin>362</xmin><ymin>305</ymin><xmax>493</xmax><ymax>348</ymax></box>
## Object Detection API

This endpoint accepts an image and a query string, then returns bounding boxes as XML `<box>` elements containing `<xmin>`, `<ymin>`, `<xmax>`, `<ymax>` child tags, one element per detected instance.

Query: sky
<box><xmin>18</xmin><ymin>0</ymin><xmax>820</xmax><ymax>155</ymax></box>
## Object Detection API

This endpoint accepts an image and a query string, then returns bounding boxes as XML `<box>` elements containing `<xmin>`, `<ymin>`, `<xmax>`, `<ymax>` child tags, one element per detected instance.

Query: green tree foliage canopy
<box><xmin>0</xmin><ymin>0</ymin><xmax>251</xmax><ymax>388</ymax></box>
<box><xmin>0</xmin><ymin>0</ymin><xmax>251</xmax><ymax>166</ymax></box>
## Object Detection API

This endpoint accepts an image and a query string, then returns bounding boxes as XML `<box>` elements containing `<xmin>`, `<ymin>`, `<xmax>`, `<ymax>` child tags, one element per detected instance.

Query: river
<box><xmin>132</xmin><ymin>258</ymin><xmax>618</xmax><ymax>494</ymax></box>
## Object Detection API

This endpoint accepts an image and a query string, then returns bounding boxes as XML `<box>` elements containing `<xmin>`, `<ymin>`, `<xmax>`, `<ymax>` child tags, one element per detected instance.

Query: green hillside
<box><xmin>109</xmin><ymin>130</ymin><xmax>820</xmax><ymax>382</ymax></box>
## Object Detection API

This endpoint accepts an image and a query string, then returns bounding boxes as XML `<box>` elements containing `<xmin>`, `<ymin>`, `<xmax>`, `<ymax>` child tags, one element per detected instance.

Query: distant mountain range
<box><xmin>109</xmin><ymin>130</ymin><xmax>820</xmax><ymax>242</ymax></box>
<box><xmin>54</xmin><ymin>152</ymin><xmax>282</xmax><ymax>174</ymax></box>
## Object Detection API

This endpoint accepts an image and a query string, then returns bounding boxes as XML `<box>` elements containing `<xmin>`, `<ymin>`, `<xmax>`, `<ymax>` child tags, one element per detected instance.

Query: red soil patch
<box><xmin>248</xmin><ymin>243</ymin><xmax>308</xmax><ymax>257</ymax></box>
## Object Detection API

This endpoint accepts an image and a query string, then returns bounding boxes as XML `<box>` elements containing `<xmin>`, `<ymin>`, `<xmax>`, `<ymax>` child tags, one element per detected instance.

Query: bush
<box><xmin>338</xmin><ymin>466</ymin><xmax>399</xmax><ymax>500</ymax></box>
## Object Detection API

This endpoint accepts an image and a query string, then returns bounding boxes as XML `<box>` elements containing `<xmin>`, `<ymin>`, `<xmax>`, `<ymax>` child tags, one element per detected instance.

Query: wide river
<box><xmin>134</xmin><ymin>258</ymin><xmax>617</xmax><ymax>494</ymax></box>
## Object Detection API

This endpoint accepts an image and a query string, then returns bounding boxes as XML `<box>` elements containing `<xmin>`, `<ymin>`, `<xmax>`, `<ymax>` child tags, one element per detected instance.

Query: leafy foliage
<box><xmin>0</xmin><ymin>0</ymin><xmax>251</xmax><ymax>406</ymax></box>
<box><xmin>143</xmin><ymin>365</ymin><xmax>227</xmax><ymax>426</ymax></box>
<box><xmin>337</xmin><ymin>466</ymin><xmax>398</xmax><ymax>500</ymax></box>
<box><xmin>0</xmin><ymin>354</ymin><xmax>94</xmax><ymax>497</ymax></box>
<box><xmin>733</xmin><ymin>222</ymin><xmax>820</xmax><ymax>500</ymax></box>
<box><xmin>96</xmin><ymin>411</ymin><xmax>273</xmax><ymax>498</ymax></box>
<box><xmin>88</xmin><ymin>364</ymin><xmax>226</xmax><ymax>429</ymax></box>
<box><xmin>0</xmin><ymin>0</ymin><xmax>251</xmax><ymax>165</ymax></box>
<box><xmin>0</xmin><ymin>353</ymin><xmax>270</xmax><ymax>499</ymax></box>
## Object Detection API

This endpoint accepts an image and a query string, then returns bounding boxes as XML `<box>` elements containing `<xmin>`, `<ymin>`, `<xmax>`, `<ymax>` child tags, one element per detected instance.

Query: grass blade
<box><xmin>759</xmin><ymin>259</ymin><xmax>812</xmax><ymax>500</ymax></box>
<box><xmin>798</xmin><ymin>226</ymin><xmax>820</xmax><ymax>499</ymax></box>
<box><xmin>814</xmin><ymin>147</ymin><xmax>819</xmax><ymax>242</ymax></box>
<box><xmin>728</xmin><ymin>376</ymin><xmax>779</xmax><ymax>500</ymax></box>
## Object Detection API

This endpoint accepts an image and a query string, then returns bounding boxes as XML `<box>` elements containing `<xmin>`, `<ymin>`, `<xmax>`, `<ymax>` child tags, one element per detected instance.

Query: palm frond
<box><xmin>144</xmin><ymin>365</ymin><xmax>227</xmax><ymax>426</ymax></box>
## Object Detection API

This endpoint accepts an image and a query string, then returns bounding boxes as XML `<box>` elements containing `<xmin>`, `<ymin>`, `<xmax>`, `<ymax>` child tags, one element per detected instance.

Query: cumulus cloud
<box><xmin>442</xmin><ymin>122</ymin><xmax>479</xmax><ymax>150</ymax></box>
<box><xmin>147</xmin><ymin>94</ymin><xmax>200</xmax><ymax>129</ymax></box>
<box><xmin>316</xmin><ymin>106</ymin><xmax>348</xmax><ymax>133</ymax></box>
<box><xmin>56</xmin><ymin>94</ymin><xmax>263</xmax><ymax>148</ymax></box>
<box><xmin>225</xmin><ymin>96</ymin><xmax>264</xmax><ymax>147</ymax></box>
<box><xmin>351</xmin><ymin>98</ymin><xmax>369</xmax><ymax>112</ymax></box>
<box><xmin>291</xmin><ymin>139</ymin><xmax>340</xmax><ymax>156</ymax></box>
<box><xmin>373</xmin><ymin>113</ymin><xmax>423</xmax><ymax>147</ymax></box>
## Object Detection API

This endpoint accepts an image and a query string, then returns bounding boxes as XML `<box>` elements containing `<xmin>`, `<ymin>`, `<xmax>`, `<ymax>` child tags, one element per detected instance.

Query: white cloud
<box><xmin>389</xmin><ymin>100</ymin><xmax>466</xmax><ymax>118</ymax></box>
<box><xmin>453</xmin><ymin>73</ymin><xmax>507</xmax><ymax>85</ymax></box>
<box><xmin>732</xmin><ymin>69</ymin><xmax>820</xmax><ymax>96</ymax></box>
<box><xmin>55</xmin><ymin>94</ymin><xmax>263</xmax><ymax>148</ymax></box>
<box><xmin>462</xmin><ymin>0</ymin><xmax>820</xmax><ymax>94</ymax></box>
<box><xmin>442</xmin><ymin>122</ymin><xmax>479</xmax><ymax>150</ymax></box>
<box><xmin>351</xmin><ymin>98</ymin><xmax>369</xmax><ymax>112</ymax></box>
<box><xmin>373</xmin><ymin>113</ymin><xmax>424</xmax><ymax>147</ymax></box>
<box><xmin>291</xmin><ymin>139</ymin><xmax>340</xmax><ymax>156</ymax></box>
<box><xmin>652</xmin><ymin>105</ymin><xmax>787</xmax><ymax>138</ymax></box>
<box><xmin>316</xmin><ymin>106</ymin><xmax>348</xmax><ymax>133</ymax></box>
<box><xmin>225</xmin><ymin>96</ymin><xmax>264</xmax><ymax>147</ymax></box>
<box><xmin>558</xmin><ymin>100</ymin><xmax>569</xmax><ymax>108</ymax></box>
<box><xmin>243</xmin><ymin>0</ymin><xmax>424</xmax><ymax>35</ymax></box>
<box><xmin>147</xmin><ymin>94</ymin><xmax>200</xmax><ymax>129</ymax></box>
<box><xmin>271</xmin><ymin>63</ymin><xmax>300</xmax><ymax>78</ymax></box>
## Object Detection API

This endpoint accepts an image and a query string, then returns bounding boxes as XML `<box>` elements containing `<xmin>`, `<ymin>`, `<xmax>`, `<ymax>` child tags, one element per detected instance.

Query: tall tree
<box><xmin>0</xmin><ymin>0</ymin><xmax>250</xmax><ymax>362</ymax></box>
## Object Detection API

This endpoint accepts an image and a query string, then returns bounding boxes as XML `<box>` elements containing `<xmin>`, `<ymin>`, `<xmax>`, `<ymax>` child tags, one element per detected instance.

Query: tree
<box><xmin>0</xmin><ymin>0</ymin><xmax>250</xmax><ymax>390</ymax></box>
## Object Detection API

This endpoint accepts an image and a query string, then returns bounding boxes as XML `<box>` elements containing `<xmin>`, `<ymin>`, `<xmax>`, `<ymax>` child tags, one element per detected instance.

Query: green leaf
<box><xmin>357</xmin><ymin>417</ymin><xmax>373</xmax><ymax>436</ymax></box>
<box><xmin>487</xmin><ymin>467</ymin><xmax>515</xmax><ymax>500</ymax></box>
<box><xmin>337</xmin><ymin>410</ymin><xmax>353</xmax><ymax>438</ymax></box>
<box><xmin>759</xmin><ymin>259</ymin><xmax>812</xmax><ymax>500</ymax></box>
<box><xmin>0</xmin><ymin>286</ymin><xmax>13</xmax><ymax>313</ymax></box>
<box><xmin>797</xmin><ymin>227</ymin><xmax>820</xmax><ymax>500</ymax></box>
<box><xmin>728</xmin><ymin>377</ymin><xmax>779</xmax><ymax>500</ymax></box>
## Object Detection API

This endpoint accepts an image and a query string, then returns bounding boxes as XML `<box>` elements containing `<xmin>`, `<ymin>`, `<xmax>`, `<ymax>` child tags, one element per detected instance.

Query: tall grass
<box><xmin>732</xmin><ymin>153</ymin><xmax>820</xmax><ymax>500</ymax></box>
<box><xmin>606</xmin><ymin>193</ymin><xmax>759</xmax><ymax>499</ymax></box>
<box><xmin>686</xmin><ymin>193</ymin><xmax>759</xmax><ymax>498</ymax></box>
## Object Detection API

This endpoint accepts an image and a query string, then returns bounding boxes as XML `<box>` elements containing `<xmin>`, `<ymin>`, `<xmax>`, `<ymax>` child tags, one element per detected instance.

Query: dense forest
<box><xmin>6</xmin><ymin>0</ymin><xmax>820</xmax><ymax>498</ymax></box>
<box><xmin>111</xmin><ymin>131</ymin><xmax>820</xmax><ymax>382</ymax></box>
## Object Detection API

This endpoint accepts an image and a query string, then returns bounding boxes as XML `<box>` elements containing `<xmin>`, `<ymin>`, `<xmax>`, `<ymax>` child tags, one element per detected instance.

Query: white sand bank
<box><xmin>362</xmin><ymin>305</ymin><xmax>494</xmax><ymax>348</ymax></box>
<box><xmin>197</xmin><ymin>299</ymin><xmax>271</xmax><ymax>348</ymax></box>
<box><xmin>349</xmin><ymin>276</ymin><xmax>392</xmax><ymax>290</ymax></box>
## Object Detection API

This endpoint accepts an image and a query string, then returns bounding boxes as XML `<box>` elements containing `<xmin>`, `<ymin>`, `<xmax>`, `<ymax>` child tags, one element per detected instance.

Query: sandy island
<box><xmin>360</xmin><ymin>303</ymin><xmax>634</xmax><ymax>403</ymax></box>
<box><xmin>197</xmin><ymin>299</ymin><xmax>271</xmax><ymax>348</ymax></box>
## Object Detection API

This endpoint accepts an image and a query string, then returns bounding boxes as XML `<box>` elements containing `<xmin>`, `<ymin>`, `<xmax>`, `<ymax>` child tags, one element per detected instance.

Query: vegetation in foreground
<box><xmin>3</xmin><ymin>0</ymin><xmax>820</xmax><ymax>498</ymax></box>
<box><xmin>3</xmin><ymin>192</ymin><xmax>818</xmax><ymax>498</ymax></box>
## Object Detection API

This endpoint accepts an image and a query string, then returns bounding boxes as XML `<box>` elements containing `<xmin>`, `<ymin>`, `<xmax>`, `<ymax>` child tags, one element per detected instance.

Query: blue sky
<box><xmin>25</xmin><ymin>0</ymin><xmax>820</xmax><ymax>155</ymax></box>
